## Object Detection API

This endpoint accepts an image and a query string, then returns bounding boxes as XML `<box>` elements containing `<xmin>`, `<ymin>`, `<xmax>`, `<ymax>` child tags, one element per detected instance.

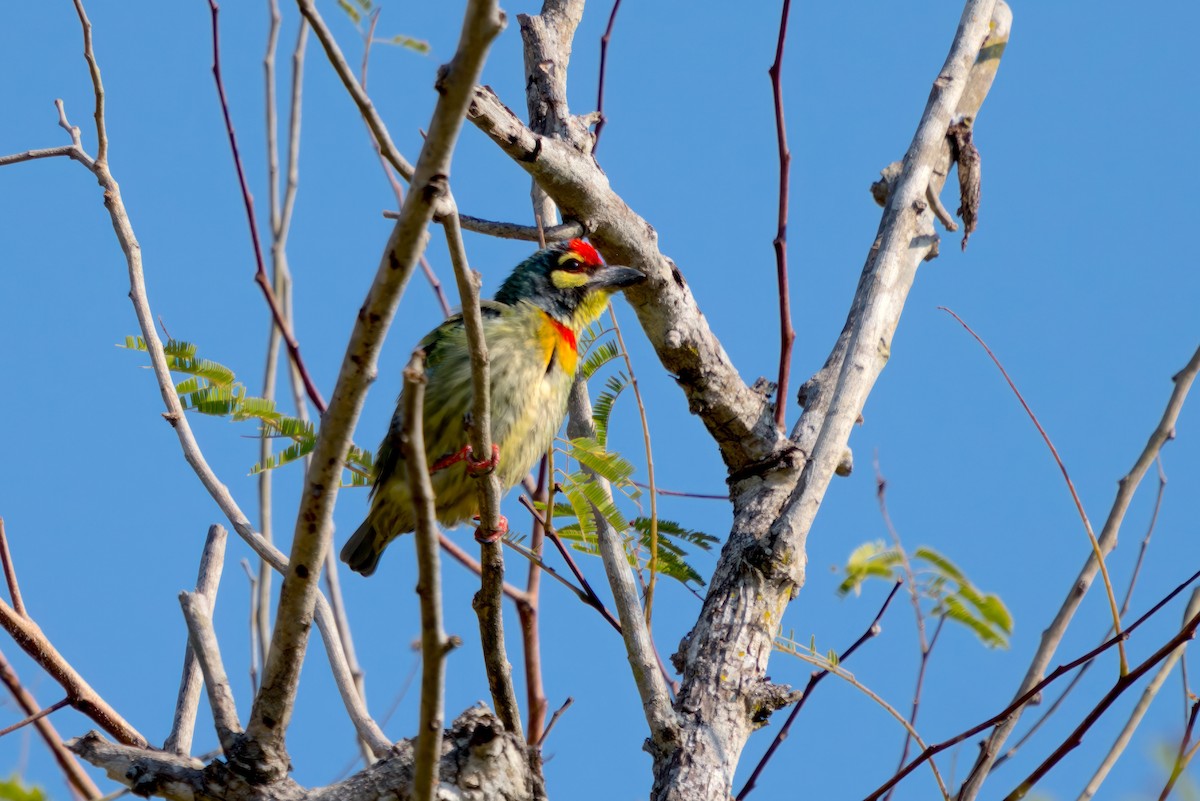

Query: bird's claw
<box><xmin>473</xmin><ymin>514</ymin><xmax>508</xmax><ymax>544</ymax></box>
<box><xmin>465</xmin><ymin>443</ymin><xmax>501</xmax><ymax>477</ymax></box>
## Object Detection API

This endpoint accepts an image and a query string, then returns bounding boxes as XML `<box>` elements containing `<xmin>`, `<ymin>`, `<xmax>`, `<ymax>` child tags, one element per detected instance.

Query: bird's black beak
<box><xmin>588</xmin><ymin>264</ymin><xmax>645</xmax><ymax>291</ymax></box>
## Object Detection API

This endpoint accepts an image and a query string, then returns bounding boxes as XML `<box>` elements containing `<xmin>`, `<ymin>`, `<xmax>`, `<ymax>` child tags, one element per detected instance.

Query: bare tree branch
<box><xmin>69</xmin><ymin>707</ymin><xmax>531</xmax><ymax>801</ymax></box>
<box><xmin>400</xmin><ymin>351</ymin><xmax>456</xmax><ymax>801</ymax></box>
<box><xmin>769</xmin><ymin>0</ymin><xmax>795</xmax><ymax>432</ymax></box>
<box><xmin>165</xmin><ymin>525</ymin><xmax>228</xmax><ymax>756</ymax></box>
<box><xmin>179</xmin><ymin>591</ymin><xmax>242</xmax><ymax>755</ymax></box>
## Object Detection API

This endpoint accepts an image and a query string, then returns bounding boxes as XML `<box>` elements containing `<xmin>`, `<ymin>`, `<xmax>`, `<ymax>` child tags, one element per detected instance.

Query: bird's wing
<box><xmin>371</xmin><ymin>301</ymin><xmax>510</xmax><ymax>495</ymax></box>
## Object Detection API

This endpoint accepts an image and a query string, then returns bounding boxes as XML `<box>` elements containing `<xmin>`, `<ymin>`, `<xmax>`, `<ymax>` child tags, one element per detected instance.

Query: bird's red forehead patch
<box><xmin>568</xmin><ymin>239</ymin><xmax>603</xmax><ymax>267</ymax></box>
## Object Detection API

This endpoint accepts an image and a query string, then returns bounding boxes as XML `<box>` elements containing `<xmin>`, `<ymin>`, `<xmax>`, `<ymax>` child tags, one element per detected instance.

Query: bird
<box><xmin>341</xmin><ymin>238</ymin><xmax>644</xmax><ymax>576</ymax></box>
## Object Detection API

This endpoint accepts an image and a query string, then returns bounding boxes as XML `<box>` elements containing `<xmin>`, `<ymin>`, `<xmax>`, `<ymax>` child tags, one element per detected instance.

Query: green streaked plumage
<box><xmin>341</xmin><ymin>240</ymin><xmax>643</xmax><ymax>576</ymax></box>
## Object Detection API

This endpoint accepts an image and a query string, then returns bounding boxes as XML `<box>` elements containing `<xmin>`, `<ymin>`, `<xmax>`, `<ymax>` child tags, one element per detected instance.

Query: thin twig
<box><xmin>208</xmin><ymin>0</ymin><xmax>327</xmax><ymax>415</ymax></box>
<box><xmin>768</xmin><ymin>0</ymin><xmax>795</xmax><ymax>432</ymax></box>
<box><xmin>438</xmin><ymin>534</ymin><xmax>528</xmax><ymax>602</ymax></box>
<box><xmin>872</xmin><ymin>457</ymin><xmax>935</xmax><ymax>801</ymax></box>
<box><xmin>165</xmin><ymin>525</ymin><xmax>228</xmax><ymax>756</ymax></box>
<box><xmin>70</xmin><ymin>0</ymin><xmax>106</xmax><ymax>165</ymax></box>
<box><xmin>629</xmin><ymin>481</ymin><xmax>728</xmax><ymax>500</ymax></box>
<box><xmin>383</xmin><ymin>210</ymin><xmax>584</xmax><ymax>243</ymax></box>
<box><xmin>536</xmin><ymin>696</ymin><xmax>574</xmax><ymax>747</ymax></box>
<box><xmin>0</xmin><ymin>519</ymin><xmax>27</xmax><ymax>617</ymax></box>
<box><xmin>0</xmin><ymin>650</ymin><xmax>100</xmax><ymax>800</ymax></box>
<box><xmin>566</xmin><ymin>377</ymin><xmax>679</xmax><ymax>749</ymax></box>
<box><xmin>608</xmin><ymin>304</ymin><xmax>659</xmax><ymax>625</ymax></box>
<box><xmin>402</xmin><ymin>351</ymin><xmax>454</xmax><ymax>801</ymax></box>
<box><xmin>241</xmin><ymin>560</ymin><xmax>261</xmax><ymax>694</ymax></box>
<box><xmin>591</xmin><ymin>0</ymin><xmax>622</xmax><ymax>151</ymax></box>
<box><xmin>0</xmin><ymin>698</ymin><xmax>70</xmax><ymax>739</ymax></box>
<box><xmin>737</xmin><ymin>581</ymin><xmax>904</xmax><ymax>800</ymax></box>
<box><xmin>502</xmin><ymin>537</ymin><xmax>591</xmax><ymax>604</ymax></box>
<box><xmin>939</xmin><ymin>306</ymin><xmax>1127</xmax><ymax>673</ymax></box>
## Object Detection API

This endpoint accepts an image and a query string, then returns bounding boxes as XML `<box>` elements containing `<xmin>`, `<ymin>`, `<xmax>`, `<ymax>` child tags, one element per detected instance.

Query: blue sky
<box><xmin>1</xmin><ymin>2</ymin><xmax>1198</xmax><ymax>800</ymax></box>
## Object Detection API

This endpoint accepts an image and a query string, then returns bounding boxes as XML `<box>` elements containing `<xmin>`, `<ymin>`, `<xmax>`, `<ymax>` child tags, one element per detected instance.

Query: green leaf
<box><xmin>631</xmin><ymin>517</ymin><xmax>712</xmax><ymax>587</ymax></box>
<box><xmin>914</xmin><ymin>545</ymin><xmax>967</xmax><ymax>585</ymax></box>
<box><xmin>592</xmin><ymin>373</ymin><xmax>628</xmax><ymax>449</ymax></box>
<box><xmin>336</xmin><ymin>0</ymin><xmax>361</xmax><ymax>25</ymax></box>
<box><xmin>387</xmin><ymin>35</ymin><xmax>430</xmax><ymax>54</ymax></box>
<box><xmin>582</xmin><ymin>340</ymin><xmax>620</xmax><ymax>380</ymax></box>
<box><xmin>567</xmin><ymin>436</ymin><xmax>635</xmax><ymax>486</ymax></box>
<box><xmin>0</xmin><ymin>776</ymin><xmax>47</xmax><ymax>801</ymax></box>
<box><xmin>838</xmin><ymin>540</ymin><xmax>903</xmax><ymax>596</ymax></box>
<box><xmin>939</xmin><ymin>594</ymin><xmax>1008</xmax><ymax>648</ymax></box>
<box><xmin>252</xmin><ymin>438</ymin><xmax>316</xmax><ymax>475</ymax></box>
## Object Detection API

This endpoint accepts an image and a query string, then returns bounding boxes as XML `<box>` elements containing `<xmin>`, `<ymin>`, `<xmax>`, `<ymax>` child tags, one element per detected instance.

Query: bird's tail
<box><xmin>341</xmin><ymin>518</ymin><xmax>386</xmax><ymax>576</ymax></box>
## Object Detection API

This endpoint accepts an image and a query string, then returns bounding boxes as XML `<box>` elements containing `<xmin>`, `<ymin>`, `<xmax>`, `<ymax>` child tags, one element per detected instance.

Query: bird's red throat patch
<box><xmin>547</xmin><ymin>316</ymin><xmax>578</xmax><ymax>352</ymax></box>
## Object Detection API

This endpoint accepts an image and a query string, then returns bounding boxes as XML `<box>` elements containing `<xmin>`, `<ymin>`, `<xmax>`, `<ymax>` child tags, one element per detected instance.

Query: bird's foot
<box><xmin>429</xmin><ymin>443</ymin><xmax>501</xmax><ymax>476</ymax></box>
<box><xmin>473</xmin><ymin>514</ymin><xmax>508</xmax><ymax>544</ymax></box>
<box><xmin>465</xmin><ymin>443</ymin><xmax>501</xmax><ymax>477</ymax></box>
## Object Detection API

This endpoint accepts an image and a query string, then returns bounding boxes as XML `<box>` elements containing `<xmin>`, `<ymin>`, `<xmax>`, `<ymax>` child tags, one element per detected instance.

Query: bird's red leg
<box><xmin>473</xmin><ymin>514</ymin><xmax>508</xmax><ymax>544</ymax></box>
<box><xmin>465</xmin><ymin>443</ymin><xmax>501</xmax><ymax>477</ymax></box>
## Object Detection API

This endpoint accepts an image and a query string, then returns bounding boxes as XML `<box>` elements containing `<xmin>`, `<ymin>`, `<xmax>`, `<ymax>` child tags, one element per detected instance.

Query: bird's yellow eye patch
<box><xmin>557</xmin><ymin>252</ymin><xmax>584</xmax><ymax>268</ymax></box>
<box><xmin>550</xmin><ymin>268</ymin><xmax>590</xmax><ymax>289</ymax></box>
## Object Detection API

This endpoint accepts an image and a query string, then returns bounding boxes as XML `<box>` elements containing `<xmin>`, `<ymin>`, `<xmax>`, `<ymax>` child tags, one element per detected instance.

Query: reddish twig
<box><xmin>591</xmin><ymin>0</ymin><xmax>622</xmax><ymax>152</ymax></box>
<box><xmin>737</xmin><ymin>581</ymin><xmax>903</xmax><ymax>800</ymax></box>
<box><xmin>207</xmin><ymin>0</ymin><xmax>327</xmax><ymax>414</ymax></box>
<box><xmin>940</xmin><ymin>306</ymin><xmax>1126</xmax><ymax>673</ymax></box>
<box><xmin>0</xmin><ymin>696</ymin><xmax>70</xmax><ymax>739</ymax></box>
<box><xmin>630</xmin><ymin>481</ymin><xmax>728</xmax><ymax>500</ymax></box>
<box><xmin>518</xmin><ymin>495</ymin><xmax>622</xmax><ymax>634</ymax></box>
<box><xmin>0</xmin><ymin>519</ymin><xmax>26</xmax><ymax>617</ymax></box>
<box><xmin>536</xmin><ymin>696</ymin><xmax>574</xmax><ymax>747</ymax></box>
<box><xmin>865</xmin><ymin>567</ymin><xmax>1200</xmax><ymax>801</ymax></box>
<box><xmin>769</xmin><ymin>0</ymin><xmax>795</xmax><ymax>432</ymax></box>
<box><xmin>520</xmin><ymin>458</ymin><xmax>550</xmax><ymax>744</ymax></box>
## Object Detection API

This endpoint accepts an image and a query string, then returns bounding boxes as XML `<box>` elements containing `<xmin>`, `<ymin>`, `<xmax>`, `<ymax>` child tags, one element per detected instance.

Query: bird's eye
<box><xmin>556</xmin><ymin>252</ymin><xmax>587</xmax><ymax>272</ymax></box>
